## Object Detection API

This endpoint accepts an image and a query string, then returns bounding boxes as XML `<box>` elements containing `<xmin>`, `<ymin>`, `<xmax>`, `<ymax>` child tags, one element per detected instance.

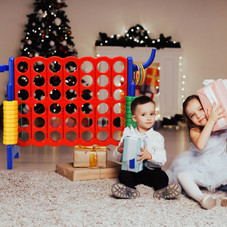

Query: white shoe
<box><xmin>200</xmin><ymin>195</ymin><xmax>217</xmax><ymax>210</ymax></box>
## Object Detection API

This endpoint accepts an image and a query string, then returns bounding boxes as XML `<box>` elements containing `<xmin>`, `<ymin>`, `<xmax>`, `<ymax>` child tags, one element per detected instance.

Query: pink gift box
<box><xmin>197</xmin><ymin>79</ymin><xmax>227</xmax><ymax>131</ymax></box>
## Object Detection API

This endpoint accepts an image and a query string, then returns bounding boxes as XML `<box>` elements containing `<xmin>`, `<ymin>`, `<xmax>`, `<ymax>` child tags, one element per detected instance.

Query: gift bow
<box><xmin>75</xmin><ymin>145</ymin><xmax>107</xmax><ymax>167</ymax></box>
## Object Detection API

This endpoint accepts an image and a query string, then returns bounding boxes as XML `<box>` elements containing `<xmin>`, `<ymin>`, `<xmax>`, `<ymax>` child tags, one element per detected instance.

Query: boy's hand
<box><xmin>117</xmin><ymin>142</ymin><xmax>124</xmax><ymax>153</ymax></box>
<box><xmin>137</xmin><ymin>144</ymin><xmax>152</xmax><ymax>164</ymax></box>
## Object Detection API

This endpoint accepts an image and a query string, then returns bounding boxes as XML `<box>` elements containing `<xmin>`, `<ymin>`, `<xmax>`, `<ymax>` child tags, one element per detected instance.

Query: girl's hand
<box><xmin>191</xmin><ymin>103</ymin><xmax>225</xmax><ymax>150</ymax></box>
<box><xmin>117</xmin><ymin>142</ymin><xmax>124</xmax><ymax>153</ymax></box>
<box><xmin>137</xmin><ymin>144</ymin><xmax>152</xmax><ymax>164</ymax></box>
<box><xmin>207</xmin><ymin>103</ymin><xmax>225</xmax><ymax>124</ymax></box>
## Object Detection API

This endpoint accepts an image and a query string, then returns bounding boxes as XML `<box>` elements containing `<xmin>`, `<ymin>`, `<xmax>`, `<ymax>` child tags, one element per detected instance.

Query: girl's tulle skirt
<box><xmin>166</xmin><ymin>150</ymin><xmax>227</xmax><ymax>191</ymax></box>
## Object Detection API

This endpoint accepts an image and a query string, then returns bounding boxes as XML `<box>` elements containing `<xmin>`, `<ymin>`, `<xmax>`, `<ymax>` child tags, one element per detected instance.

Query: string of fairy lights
<box><xmin>179</xmin><ymin>56</ymin><xmax>186</xmax><ymax>107</ymax></box>
<box><xmin>95</xmin><ymin>24</ymin><xmax>181</xmax><ymax>49</ymax></box>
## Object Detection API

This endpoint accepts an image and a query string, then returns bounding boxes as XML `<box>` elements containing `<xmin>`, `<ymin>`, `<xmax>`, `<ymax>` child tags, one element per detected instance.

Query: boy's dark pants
<box><xmin>118</xmin><ymin>167</ymin><xmax>169</xmax><ymax>191</ymax></box>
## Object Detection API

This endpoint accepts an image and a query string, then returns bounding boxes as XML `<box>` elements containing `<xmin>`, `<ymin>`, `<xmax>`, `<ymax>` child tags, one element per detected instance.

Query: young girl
<box><xmin>167</xmin><ymin>95</ymin><xmax>227</xmax><ymax>209</ymax></box>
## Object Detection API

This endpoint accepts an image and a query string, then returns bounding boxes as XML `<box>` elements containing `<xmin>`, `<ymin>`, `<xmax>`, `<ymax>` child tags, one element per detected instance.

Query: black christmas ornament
<box><xmin>95</xmin><ymin>24</ymin><xmax>181</xmax><ymax>49</ymax></box>
<box><xmin>20</xmin><ymin>0</ymin><xmax>77</xmax><ymax>58</ymax></box>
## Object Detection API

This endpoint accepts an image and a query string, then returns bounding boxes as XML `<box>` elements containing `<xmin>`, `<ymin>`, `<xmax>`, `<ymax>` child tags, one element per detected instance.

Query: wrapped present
<box><xmin>56</xmin><ymin>161</ymin><xmax>121</xmax><ymax>181</ymax></box>
<box><xmin>145</xmin><ymin>67</ymin><xmax>159</xmax><ymax>89</ymax></box>
<box><xmin>73</xmin><ymin>145</ymin><xmax>107</xmax><ymax>168</ymax></box>
<box><xmin>121</xmin><ymin>136</ymin><xmax>146</xmax><ymax>173</ymax></box>
<box><xmin>197</xmin><ymin>79</ymin><xmax>227</xmax><ymax>131</ymax></box>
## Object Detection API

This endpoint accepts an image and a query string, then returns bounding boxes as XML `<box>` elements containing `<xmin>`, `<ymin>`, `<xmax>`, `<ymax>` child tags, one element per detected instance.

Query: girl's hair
<box><xmin>182</xmin><ymin>95</ymin><xmax>204</xmax><ymax>130</ymax></box>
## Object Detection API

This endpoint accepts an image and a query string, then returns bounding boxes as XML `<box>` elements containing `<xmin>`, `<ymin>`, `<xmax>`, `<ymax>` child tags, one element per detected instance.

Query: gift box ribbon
<box><xmin>75</xmin><ymin>145</ymin><xmax>107</xmax><ymax>167</ymax></box>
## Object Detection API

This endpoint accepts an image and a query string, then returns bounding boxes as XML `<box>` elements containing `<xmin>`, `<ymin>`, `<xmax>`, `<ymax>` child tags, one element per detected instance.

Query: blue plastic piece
<box><xmin>127</xmin><ymin>49</ymin><xmax>156</xmax><ymax>97</ymax></box>
<box><xmin>7</xmin><ymin>57</ymin><xmax>17</xmax><ymax>169</ymax></box>
<box><xmin>8</xmin><ymin>57</ymin><xmax>15</xmax><ymax>101</ymax></box>
<box><xmin>132</xmin><ymin>49</ymin><xmax>156</xmax><ymax>72</ymax></box>
<box><xmin>2</xmin><ymin>57</ymin><xmax>18</xmax><ymax>169</ymax></box>
<box><xmin>7</xmin><ymin>146</ymin><xmax>13</xmax><ymax>169</ymax></box>
<box><xmin>7</xmin><ymin>145</ymin><xmax>19</xmax><ymax>169</ymax></box>
<box><xmin>127</xmin><ymin>57</ymin><xmax>135</xmax><ymax>96</ymax></box>
<box><xmin>0</xmin><ymin>65</ymin><xmax>9</xmax><ymax>72</ymax></box>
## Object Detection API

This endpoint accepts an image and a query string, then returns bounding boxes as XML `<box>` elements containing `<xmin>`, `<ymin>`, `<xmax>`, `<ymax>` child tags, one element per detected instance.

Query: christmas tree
<box><xmin>20</xmin><ymin>0</ymin><xmax>77</xmax><ymax>58</ymax></box>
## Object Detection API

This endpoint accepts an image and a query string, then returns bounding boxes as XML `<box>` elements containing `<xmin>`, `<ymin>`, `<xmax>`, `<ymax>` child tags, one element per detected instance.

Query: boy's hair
<box><xmin>182</xmin><ymin>95</ymin><xmax>203</xmax><ymax>130</ymax></box>
<box><xmin>131</xmin><ymin>96</ymin><xmax>155</xmax><ymax>115</ymax></box>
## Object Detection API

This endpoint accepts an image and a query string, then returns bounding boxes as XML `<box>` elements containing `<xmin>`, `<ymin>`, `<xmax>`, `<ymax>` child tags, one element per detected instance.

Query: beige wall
<box><xmin>0</xmin><ymin>0</ymin><xmax>227</xmax><ymax>104</ymax></box>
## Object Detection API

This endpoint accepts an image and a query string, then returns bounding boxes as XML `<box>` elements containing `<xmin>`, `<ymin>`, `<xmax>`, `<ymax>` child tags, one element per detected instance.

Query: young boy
<box><xmin>111</xmin><ymin>96</ymin><xmax>181</xmax><ymax>199</ymax></box>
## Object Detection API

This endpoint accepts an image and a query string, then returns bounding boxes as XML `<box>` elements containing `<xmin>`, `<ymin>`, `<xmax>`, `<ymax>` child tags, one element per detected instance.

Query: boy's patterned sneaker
<box><xmin>153</xmin><ymin>183</ymin><xmax>181</xmax><ymax>199</ymax></box>
<box><xmin>200</xmin><ymin>194</ymin><xmax>217</xmax><ymax>209</ymax></box>
<box><xmin>111</xmin><ymin>183</ymin><xmax>140</xmax><ymax>199</ymax></box>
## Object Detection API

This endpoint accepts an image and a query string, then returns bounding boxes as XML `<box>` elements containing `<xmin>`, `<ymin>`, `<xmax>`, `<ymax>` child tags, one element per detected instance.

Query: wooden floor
<box><xmin>0</xmin><ymin>126</ymin><xmax>190</xmax><ymax>171</ymax></box>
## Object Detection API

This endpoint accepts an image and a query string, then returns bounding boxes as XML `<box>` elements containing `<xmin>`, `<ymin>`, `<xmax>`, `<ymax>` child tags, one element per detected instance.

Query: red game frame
<box><xmin>14</xmin><ymin>56</ymin><xmax>127</xmax><ymax>147</ymax></box>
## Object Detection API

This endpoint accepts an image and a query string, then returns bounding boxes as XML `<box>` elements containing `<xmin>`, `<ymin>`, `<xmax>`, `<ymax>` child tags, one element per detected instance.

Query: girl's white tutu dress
<box><xmin>167</xmin><ymin>131</ymin><xmax>227</xmax><ymax>191</ymax></box>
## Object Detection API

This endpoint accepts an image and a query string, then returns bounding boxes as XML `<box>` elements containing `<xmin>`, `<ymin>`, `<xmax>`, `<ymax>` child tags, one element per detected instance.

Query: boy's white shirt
<box><xmin>112</xmin><ymin>126</ymin><xmax>167</xmax><ymax>167</ymax></box>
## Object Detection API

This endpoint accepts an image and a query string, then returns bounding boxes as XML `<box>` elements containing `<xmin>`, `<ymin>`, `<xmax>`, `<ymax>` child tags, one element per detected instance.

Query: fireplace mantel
<box><xmin>96</xmin><ymin>46</ymin><xmax>184</xmax><ymax>118</ymax></box>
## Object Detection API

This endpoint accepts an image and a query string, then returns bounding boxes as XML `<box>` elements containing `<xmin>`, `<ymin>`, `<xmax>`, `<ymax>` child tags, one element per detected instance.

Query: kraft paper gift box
<box><xmin>56</xmin><ymin>162</ymin><xmax>121</xmax><ymax>181</ymax></box>
<box><xmin>73</xmin><ymin>145</ymin><xmax>107</xmax><ymax>168</ymax></box>
<box><xmin>121</xmin><ymin>136</ymin><xmax>145</xmax><ymax>173</ymax></box>
<box><xmin>197</xmin><ymin>79</ymin><xmax>227</xmax><ymax>131</ymax></box>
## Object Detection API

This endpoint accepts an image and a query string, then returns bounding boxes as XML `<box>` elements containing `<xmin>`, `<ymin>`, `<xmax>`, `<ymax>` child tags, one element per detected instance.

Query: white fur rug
<box><xmin>0</xmin><ymin>170</ymin><xmax>227</xmax><ymax>227</ymax></box>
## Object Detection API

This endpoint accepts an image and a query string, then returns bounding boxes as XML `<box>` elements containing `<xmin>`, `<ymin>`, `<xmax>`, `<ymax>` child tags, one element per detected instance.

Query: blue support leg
<box><xmin>7</xmin><ymin>145</ymin><xmax>20</xmax><ymax>169</ymax></box>
<box><xmin>15</xmin><ymin>152</ymin><xmax>19</xmax><ymax>158</ymax></box>
<box><xmin>7</xmin><ymin>145</ymin><xmax>13</xmax><ymax>169</ymax></box>
<box><xmin>14</xmin><ymin>145</ymin><xmax>19</xmax><ymax>158</ymax></box>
